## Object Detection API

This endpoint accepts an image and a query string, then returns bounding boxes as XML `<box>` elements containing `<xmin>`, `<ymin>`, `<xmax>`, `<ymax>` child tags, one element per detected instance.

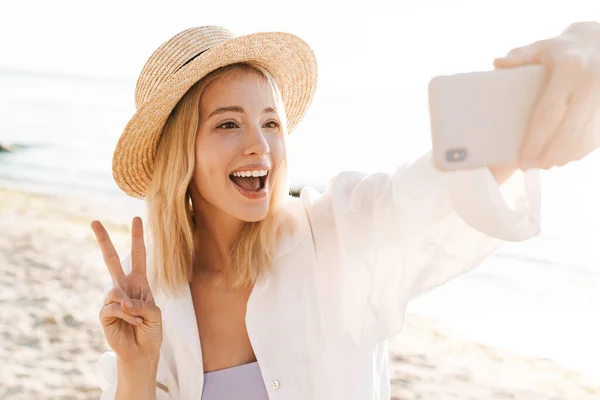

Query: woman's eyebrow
<box><xmin>208</xmin><ymin>106</ymin><xmax>277</xmax><ymax>118</ymax></box>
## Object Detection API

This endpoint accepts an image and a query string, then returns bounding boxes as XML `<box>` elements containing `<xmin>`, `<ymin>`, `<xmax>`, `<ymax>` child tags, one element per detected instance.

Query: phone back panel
<box><xmin>429</xmin><ymin>65</ymin><xmax>548</xmax><ymax>171</ymax></box>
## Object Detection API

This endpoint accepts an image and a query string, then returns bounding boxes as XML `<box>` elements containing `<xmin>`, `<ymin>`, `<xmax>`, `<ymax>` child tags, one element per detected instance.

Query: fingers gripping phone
<box><xmin>428</xmin><ymin>65</ymin><xmax>548</xmax><ymax>171</ymax></box>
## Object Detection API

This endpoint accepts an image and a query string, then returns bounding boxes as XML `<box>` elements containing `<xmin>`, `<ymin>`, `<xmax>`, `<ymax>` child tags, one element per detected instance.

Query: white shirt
<box><xmin>96</xmin><ymin>152</ymin><xmax>541</xmax><ymax>399</ymax></box>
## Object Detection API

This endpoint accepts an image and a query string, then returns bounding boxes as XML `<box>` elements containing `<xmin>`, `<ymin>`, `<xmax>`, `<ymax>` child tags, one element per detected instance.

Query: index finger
<box><xmin>90</xmin><ymin>220</ymin><xmax>126</xmax><ymax>283</ymax></box>
<box><xmin>131</xmin><ymin>216</ymin><xmax>147</xmax><ymax>276</ymax></box>
<box><xmin>493</xmin><ymin>39</ymin><xmax>549</xmax><ymax>68</ymax></box>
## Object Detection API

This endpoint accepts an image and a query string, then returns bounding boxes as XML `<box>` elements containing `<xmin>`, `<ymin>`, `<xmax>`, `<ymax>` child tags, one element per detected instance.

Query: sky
<box><xmin>2</xmin><ymin>0</ymin><xmax>599</xmax><ymax>178</ymax></box>
<box><xmin>3</xmin><ymin>1</ymin><xmax>598</xmax><ymax>86</ymax></box>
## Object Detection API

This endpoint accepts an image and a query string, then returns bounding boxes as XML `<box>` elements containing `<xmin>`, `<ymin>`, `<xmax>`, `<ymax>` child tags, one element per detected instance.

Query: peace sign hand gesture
<box><xmin>92</xmin><ymin>217</ymin><xmax>163</xmax><ymax>367</ymax></box>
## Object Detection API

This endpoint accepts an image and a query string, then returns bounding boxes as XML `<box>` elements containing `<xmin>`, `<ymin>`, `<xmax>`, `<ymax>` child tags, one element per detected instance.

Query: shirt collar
<box><xmin>155</xmin><ymin>196</ymin><xmax>311</xmax><ymax>364</ymax></box>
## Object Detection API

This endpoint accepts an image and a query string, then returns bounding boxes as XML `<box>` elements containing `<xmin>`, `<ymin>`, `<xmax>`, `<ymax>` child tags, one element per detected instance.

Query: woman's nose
<box><xmin>244</xmin><ymin>126</ymin><xmax>270</xmax><ymax>156</ymax></box>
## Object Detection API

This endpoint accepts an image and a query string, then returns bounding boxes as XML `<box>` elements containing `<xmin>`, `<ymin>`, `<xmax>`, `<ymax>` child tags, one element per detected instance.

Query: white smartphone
<box><xmin>428</xmin><ymin>64</ymin><xmax>548</xmax><ymax>171</ymax></box>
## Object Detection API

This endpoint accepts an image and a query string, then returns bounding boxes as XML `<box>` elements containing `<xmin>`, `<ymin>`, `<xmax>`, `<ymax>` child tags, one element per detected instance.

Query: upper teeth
<box><xmin>231</xmin><ymin>170</ymin><xmax>268</xmax><ymax>177</ymax></box>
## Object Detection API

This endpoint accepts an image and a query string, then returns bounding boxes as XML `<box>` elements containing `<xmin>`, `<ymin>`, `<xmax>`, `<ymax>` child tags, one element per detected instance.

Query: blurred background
<box><xmin>1</xmin><ymin>0</ymin><xmax>599</xmax><ymax>398</ymax></box>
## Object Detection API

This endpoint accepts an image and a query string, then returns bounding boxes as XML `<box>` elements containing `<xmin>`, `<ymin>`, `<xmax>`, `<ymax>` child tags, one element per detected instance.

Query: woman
<box><xmin>92</xmin><ymin>24</ymin><xmax>600</xmax><ymax>399</ymax></box>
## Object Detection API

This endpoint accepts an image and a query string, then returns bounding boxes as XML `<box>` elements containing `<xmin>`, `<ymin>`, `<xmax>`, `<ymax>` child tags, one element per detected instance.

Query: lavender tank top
<box><xmin>201</xmin><ymin>361</ymin><xmax>269</xmax><ymax>399</ymax></box>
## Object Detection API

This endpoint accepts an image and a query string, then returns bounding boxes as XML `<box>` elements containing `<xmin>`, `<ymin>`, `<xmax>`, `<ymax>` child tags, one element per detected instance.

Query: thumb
<box><xmin>121</xmin><ymin>298</ymin><xmax>161</xmax><ymax>322</ymax></box>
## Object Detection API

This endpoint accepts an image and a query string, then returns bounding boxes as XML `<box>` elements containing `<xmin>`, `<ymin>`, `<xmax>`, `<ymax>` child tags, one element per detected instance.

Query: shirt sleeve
<box><xmin>300</xmin><ymin>151</ymin><xmax>541</xmax><ymax>343</ymax></box>
<box><xmin>95</xmin><ymin>253</ymin><xmax>175</xmax><ymax>400</ymax></box>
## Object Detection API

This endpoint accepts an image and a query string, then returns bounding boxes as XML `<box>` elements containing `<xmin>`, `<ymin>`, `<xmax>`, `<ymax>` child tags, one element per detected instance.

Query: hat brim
<box><xmin>112</xmin><ymin>31</ymin><xmax>318</xmax><ymax>199</ymax></box>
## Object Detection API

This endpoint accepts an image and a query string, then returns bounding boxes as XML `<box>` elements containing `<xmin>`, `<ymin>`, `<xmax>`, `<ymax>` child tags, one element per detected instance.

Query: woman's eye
<box><xmin>217</xmin><ymin>121</ymin><xmax>238</xmax><ymax>129</ymax></box>
<box><xmin>264</xmin><ymin>120</ymin><xmax>280</xmax><ymax>129</ymax></box>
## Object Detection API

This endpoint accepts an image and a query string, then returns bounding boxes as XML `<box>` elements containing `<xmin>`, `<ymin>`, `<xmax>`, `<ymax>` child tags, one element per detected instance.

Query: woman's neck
<box><xmin>192</xmin><ymin>208</ymin><xmax>245</xmax><ymax>275</ymax></box>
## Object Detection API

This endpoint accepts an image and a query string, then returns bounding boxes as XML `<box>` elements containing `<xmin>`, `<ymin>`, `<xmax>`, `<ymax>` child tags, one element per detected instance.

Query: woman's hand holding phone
<box><xmin>430</xmin><ymin>21</ymin><xmax>600</xmax><ymax>172</ymax></box>
<box><xmin>494</xmin><ymin>21</ymin><xmax>600</xmax><ymax>170</ymax></box>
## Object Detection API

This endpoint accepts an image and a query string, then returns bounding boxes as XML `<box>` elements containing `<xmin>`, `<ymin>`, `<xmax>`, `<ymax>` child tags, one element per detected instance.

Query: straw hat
<box><xmin>112</xmin><ymin>26</ymin><xmax>318</xmax><ymax>199</ymax></box>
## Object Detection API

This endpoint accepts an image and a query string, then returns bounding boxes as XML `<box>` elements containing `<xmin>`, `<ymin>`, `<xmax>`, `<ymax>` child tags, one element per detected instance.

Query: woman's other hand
<box><xmin>92</xmin><ymin>217</ymin><xmax>163</xmax><ymax>367</ymax></box>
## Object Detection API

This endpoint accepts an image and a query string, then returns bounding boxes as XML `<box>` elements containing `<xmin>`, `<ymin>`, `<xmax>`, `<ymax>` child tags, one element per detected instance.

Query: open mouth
<box><xmin>229</xmin><ymin>171</ymin><xmax>268</xmax><ymax>192</ymax></box>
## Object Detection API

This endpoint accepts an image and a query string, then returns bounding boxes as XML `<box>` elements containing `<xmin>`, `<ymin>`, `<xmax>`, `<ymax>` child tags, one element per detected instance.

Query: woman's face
<box><xmin>191</xmin><ymin>68</ymin><xmax>285</xmax><ymax>223</ymax></box>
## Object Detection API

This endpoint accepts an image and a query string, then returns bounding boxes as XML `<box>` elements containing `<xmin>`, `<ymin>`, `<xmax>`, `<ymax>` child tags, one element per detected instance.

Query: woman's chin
<box><xmin>235</xmin><ymin>205</ymin><xmax>270</xmax><ymax>223</ymax></box>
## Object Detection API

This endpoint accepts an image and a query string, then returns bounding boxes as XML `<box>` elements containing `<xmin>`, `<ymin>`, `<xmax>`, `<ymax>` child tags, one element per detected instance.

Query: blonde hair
<box><xmin>145</xmin><ymin>62</ymin><xmax>295</xmax><ymax>297</ymax></box>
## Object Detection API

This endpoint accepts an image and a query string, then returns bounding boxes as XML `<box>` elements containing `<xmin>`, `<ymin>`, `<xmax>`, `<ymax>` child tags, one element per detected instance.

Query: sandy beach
<box><xmin>1</xmin><ymin>186</ymin><xmax>598</xmax><ymax>399</ymax></box>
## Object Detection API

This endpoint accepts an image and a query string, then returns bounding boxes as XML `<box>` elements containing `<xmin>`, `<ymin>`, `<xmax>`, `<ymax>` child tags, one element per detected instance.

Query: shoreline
<box><xmin>1</xmin><ymin>187</ymin><xmax>598</xmax><ymax>399</ymax></box>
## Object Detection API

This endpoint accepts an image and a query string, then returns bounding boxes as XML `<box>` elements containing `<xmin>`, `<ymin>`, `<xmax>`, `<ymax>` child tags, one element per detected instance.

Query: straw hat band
<box><xmin>174</xmin><ymin>49</ymin><xmax>208</xmax><ymax>74</ymax></box>
<box><xmin>134</xmin><ymin>27</ymin><xmax>235</xmax><ymax>108</ymax></box>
